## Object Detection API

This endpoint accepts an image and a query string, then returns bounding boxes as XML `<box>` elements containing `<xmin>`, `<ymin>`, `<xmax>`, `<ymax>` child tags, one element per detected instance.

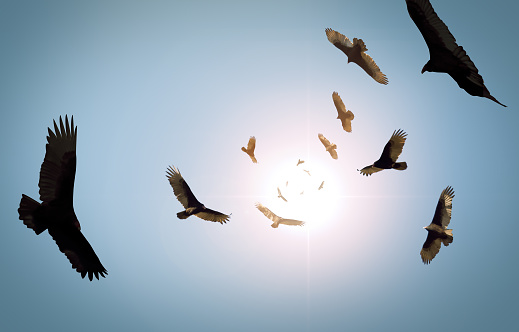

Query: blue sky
<box><xmin>1</xmin><ymin>0</ymin><xmax>518</xmax><ymax>331</ymax></box>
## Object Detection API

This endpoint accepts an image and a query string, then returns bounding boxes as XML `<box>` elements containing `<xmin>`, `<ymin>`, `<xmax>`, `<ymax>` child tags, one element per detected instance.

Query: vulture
<box><xmin>255</xmin><ymin>203</ymin><xmax>305</xmax><ymax>228</ymax></box>
<box><xmin>17</xmin><ymin>115</ymin><xmax>107</xmax><ymax>281</ymax></box>
<box><xmin>166</xmin><ymin>166</ymin><xmax>230</xmax><ymax>224</ymax></box>
<box><xmin>318</xmin><ymin>181</ymin><xmax>324</xmax><ymax>190</ymax></box>
<box><xmin>421</xmin><ymin>186</ymin><xmax>455</xmax><ymax>264</ymax></box>
<box><xmin>241</xmin><ymin>136</ymin><xmax>257</xmax><ymax>163</ymax></box>
<box><xmin>325</xmin><ymin>28</ymin><xmax>388</xmax><ymax>85</ymax></box>
<box><xmin>303</xmin><ymin>169</ymin><xmax>311</xmax><ymax>176</ymax></box>
<box><xmin>296</xmin><ymin>159</ymin><xmax>304</xmax><ymax>166</ymax></box>
<box><xmin>406</xmin><ymin>0</ymin><xmax>506</xmax><ymax>107</ymax></box>
<box><xmin>318</xmin><ymin>133</ymin><xmax>338</xmax><ymax>160</ymax></box>
<box><xmin>277</xmin><ymin>187</ymin><xmax>288</xmax><ymax>202</ymax></box>
<box><xmin>332</xmin><ymin>92</ymin><xmax>355</xmax><ymax>132</ymax></box>
<box><xmin>359</xmin><ymin>129</ymin><xmax>407</xmax><ymax>176</ymax></box>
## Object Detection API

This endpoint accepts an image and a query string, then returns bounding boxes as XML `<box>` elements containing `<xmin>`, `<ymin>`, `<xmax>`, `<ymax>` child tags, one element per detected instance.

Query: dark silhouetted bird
<box><xmin>255</xmin><ymin>203</ymin><xmax>305</xmax><ymax>228</ymax></box>
<box><xmin>421</xmin><ymin>186</ymin><xmax>455</xmax><ymax>264</ymax></box>
<box><xmin>359</xmin><ymin>129</ymin><xmax>407</xmax><ymax>176</ymax></box>
<box><xmin>166</xmin><ymin>166</ymin><xmax>230</xmax><ymax>224</ymax></box>
<box><xmin>406</xmin><ymin>0</ymin><xmax>506</xmax><ymax>107</ymax></box>
<box><xmin>241</xmin><ymin>136</ymin><xmax>257</xmax><ymax>163</ymax></box>
<box><xmin>296</xmin><ymin>159</ymin><xmax>304</xmax><ymax>166</ymax></box>
<box><xmin>18</xmin><ymin>115</ymin><xmax>107</xmax><ymax>281</ymax></box>
<box><xmin>277</xmin><ymin>187</ymin><xmax>288</xmax><ymax>202</ymax></box>
<box><xmin>325</xmin><ymin>28</ymin><xmax>388</xmax><ymax>85</ymax></box>
<box><xmin>318</xmin><ymin>133</ymin><xmax>338</xmax><ymax>160</ymax></box>
<box><xmin>332</xmin><ymin>92</ymin><xmax>354</xmax><ymax>132</ymax></box>
<box><xmin>318</xmin><ymin>181</ymin><xmax>324</xmax><ymax>190</ymax></box>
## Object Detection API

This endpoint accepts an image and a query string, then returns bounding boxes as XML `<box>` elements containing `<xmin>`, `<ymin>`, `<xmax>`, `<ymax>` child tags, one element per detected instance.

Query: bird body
<box><xmin>406</xmin><ymin>0</ymin><xmax>506</xmax><ymax>107</ymax></box>
<box><xmin>241</xmin><ymin>136</ymin><xmax>257</xmax><ymax>163</ymax></box>
<box><xmin>18</xmin><ymin>115</ymin><xmax>107</xmax><ymax>281</ymax></box>
<box><xmin>359</xmin><ymin>129</ymin><xmax>407</xmax><ymax>176</ymax></box>
<box><xmin>166</xmin><ymin>166</ymin><xmax>230</xmax><ymax>224</ymax></box>
<box><xmin>332</xmin><ymin>92</ymin><xmax>354</xmax><ymax>132</ymax></box>
<box><xmin>325</xmin><ymin>28</ymin><xmax>388</xmax><ymax>85</ymax></box>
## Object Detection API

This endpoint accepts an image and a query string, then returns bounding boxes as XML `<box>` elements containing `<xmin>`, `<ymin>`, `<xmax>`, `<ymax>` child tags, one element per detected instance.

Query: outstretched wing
<box><xmin>325</xmin><ymin>28</ymin><xmax>353</xmax><ymax>55</ymax></box>
<box><xmin>279</xmin><ymin>218</ymin><xmax>305</xmax><ymax>227</ymax></box>
<box><xmin>318</xmin><ymin>133</ymin><xmax>331</xmax><ymax>148</ymax></box>
<box><xmin>420</xmin><ymin>232</ymin><xmax>442</xmax><ymax>264</ymax></box>
<box><xmin>39</xmin><ymin>115</ymin><xmax>77</xmax><ymax>205</ymax></box>
<box><xmin>380</xmin><ymin>129</ymin><xmax>407</xmax><ymax>163</ymax></box>
<box><xmin>166</xmin><ymin>166</ymin><xmax>202</xmax><ymax>209</ymax></box>
<box><xmin>48</xmin><ymin>223</ymin><xmax>107</xmax><ymax>281</ymax></box>
<box><xmin>195</xmin><ymin>208</ymin><xmax>231</xmax><ymax>224</ymax></box>
<box><xmin>255</xmin><ymin>203</ymin><xmax>281</xmax><ymax>223</ymax></box>
<box><xmin>431</xmin><ymin>186</ymin><xmax>455</xmax><ymax>228</ymax></box>
<box><xmin>359</xmin><ymin>165</ymin><xmax>384</xmax><ymax>176</ymax></box>
<box><xmin>357</xmin><ymin>44</ymin><xmax>388</xmax><ymax>85</ymax></box>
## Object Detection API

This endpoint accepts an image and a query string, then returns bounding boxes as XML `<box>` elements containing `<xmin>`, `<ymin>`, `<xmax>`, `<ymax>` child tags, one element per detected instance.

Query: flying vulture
<box><xmin>359</xmin><ymin>129</ymin><xmax>407</xmax><ymax>176</ymax></box>
<box><xmin>255</xmin><ymin>203</ymin><xmax>305</xmax><ymax>228</ymax></box>
<box><xmin>325</xmin><ymin>28</ymin><xmax>388</xmax><ymax>85</ymax></box>
<box><xmin>421</xmin><ymin>186</ymin><xmax>455</xmax><ymax>264</ymax></box>
<box><xmin>318</xmin><ymin>181</ymin><xmax>324</xmax><ymax>190</ymax></box>
<box><xmin>296</xmin><ymin>159</ymin><xmax>304</xmax><ymax>166</ymax></box>
<box><xmin>17</xmin><ymin>115</ymin><xmax>107</xmax><ymax>281</ymax></box>
<box><xmin>277</xmin><ymin>187</ymin><xmax>288</xmax><ymax>202</ymax></box>
<box><xmin>318</xmin><ymin>133</ymin><xmax>338</xmax><ymax>160</ymax></box>
<box><xmin>166</xmin><ymin>166</ymin><xmax>230</xmax><ymax>224</ymax></box>
<box><xmin>303</xmin><ymin>169</ymin><xmax>311</xmax><ymax>176</ymax></box>
<box><xmin>406</xmin><ymin>0</ymin><xmax>506</xmax><ymax>107</ymax></box>
<box><xmin>332</xmin><ymin>92</ymin><xmax>354</xmax><ymax>132</ymax></box>
<box><xmin>241</xmin><ymin>136</ymin><xmax>257</xmax><ymax>163</ymax></box>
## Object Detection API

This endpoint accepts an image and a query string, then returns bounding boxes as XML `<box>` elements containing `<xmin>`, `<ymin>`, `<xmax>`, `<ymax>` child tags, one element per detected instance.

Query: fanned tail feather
<box><xmin>393</xmin><ymin>162</ymin><xmax>407</xmax><ymax>171</ymax></box>
<box><xmin>18</xmin><ymin>194</ymin><xmax>46</xmax><ymax>235</ymax></box>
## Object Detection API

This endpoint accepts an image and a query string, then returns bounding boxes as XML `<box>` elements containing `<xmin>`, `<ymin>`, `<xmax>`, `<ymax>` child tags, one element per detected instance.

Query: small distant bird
<box><xmin>166</xmin><ymin>166</ymin><xmax>230</xmax><ymax>224</ymax></box>
<box><xmin>286</xmin><ymin>181</ymin><xmax>289</xmax><ymax>187</ymax></box>
<box><xmin>277</xmin><ymin>187</ymin><xmax>288</xmax><ymax>202</ymax></box>
<box><xmin>300</xmin><ymin>191</ymin><xmax>304</xmax><ymax>195</ymax></box>
<box><xmin>318</xmin><ymin>181</ymin><xmax>324</xmax><ymax>190</ymax></box>
<box><xmin>359</xmin><ymin>129</ymin><xmax>407</xmax><ymax>176</ymax></box>
<box><xmin>421</xmin><ymin>186</ymin><xmax>455</xmax><ymax>264</ymax></box>
<box><xmin>303</xmin><ymin>169</ymin><xmax>311</xmax><ymax>176</ymax></box>
<box><xmin>332</xmin><ymin>92</ymin><xmax>354</xmax><ymax>132</ymax></box>
<box><xmin>325</xmin><ymin>28</ymin><xmax>388</xmax><ymax>85</ymax></box>
<box><xmin>318</xmin><ymin>133</ymin><xmax>338</xmax><ymax>160</ymax></box>
<box><xmin>241</xmin><ymin>136</ymin><xmax>257</xmax><ymax>163</ymax></box>
<box><xmin>255</xmin><ymin>203</ymin><xmax>305</xmax><ymax>228</ymax></box>
<box><xmin>18</xmin><ymin>116</ymin><xmax>107</xmax><ymax>281</ymax></box>
<box><xmin>406</xmin><ymin>0</ymin><xmax>506</xmax><ymax>107</ymax></box>
<box><xmin>296</xmin><ymin>159</ymin><xmax>304</xmax><ymax>166</ymax></box>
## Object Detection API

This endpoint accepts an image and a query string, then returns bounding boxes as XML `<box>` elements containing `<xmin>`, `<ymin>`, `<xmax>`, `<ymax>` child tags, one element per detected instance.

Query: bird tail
<box><xmin>271</xmin><ymin>222</ymin><xmax>279</xmax><ymax>228</ymax></box>
<box><xmin>18</xmin><ymin>194</ymin><xmax>46</xmax><ymax>235</ymax></box>
<box><xmin>393</xmin><ymin>162</ymin><xmax>407</xmax><ymax>171</ymax></box>
<box><xmin>443</xmin><ymin>229</ymin><xmax>454</xmax><ymax>246</ymax></box>
<box><xmin>177</xmin><ymin>211</ymin><xmax>190</xmax><ymax>219</ymax></box>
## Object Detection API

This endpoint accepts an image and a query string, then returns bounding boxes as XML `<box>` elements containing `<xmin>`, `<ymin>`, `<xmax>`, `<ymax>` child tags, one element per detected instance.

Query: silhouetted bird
<box><xmin>421</xmin><ymin>186</ymin><xmax>455</xmax><ymax>264</ymax></box>
<box><xmin>325</xmin><ymin>28</ymin><xmax>388</xmax><ymax>85</ymax></box>
<box><xmin>241</xmin><ymin>136</ymin><xmax>257</xmax><ymax>163</ymax></box>
<box><xmin>318</xmin><ymin>133</ymin><xmax>338</xmax><ymax>160</ymax></box>
<box><xmin>406</xmin><ymin>0</ymin><xmax>506</xmax><ymax>107</ymax></box>
<box><xmin>296</xmin><ymin>159</ymin><xmax>304</xmax><ymax>166</ymax></box>
<box><xmin>318</xmin><ymin>181</ymin><xmax>324</xmax><ymax>190</ymax></box>
<box><xmin>18</xmin><ymin>116</ymin><xmax>107</xmax><ymax>281</ymax></box>
<box><xmin>332</xmin><ymin>92</ymin><xmax>354</xmax><ymax>132</ymax></box>
<box><xmin>359</xmin><ymin>129</ymin><xmax>407</xmax><ymax>176</ymax></box>
<box><xmin>255</xmin><ymin>203</ymin><xmax>305</xmax><ymax>228</ymax></box>
<box><xmin>277</xmin><ymin>187</ymin><xmax>288</xmax><ymax>202</ymax></box>
<box><xmin>166</xmin><ymin>166</ymin><xmax>230</xmax><ymax>224</ymax></box>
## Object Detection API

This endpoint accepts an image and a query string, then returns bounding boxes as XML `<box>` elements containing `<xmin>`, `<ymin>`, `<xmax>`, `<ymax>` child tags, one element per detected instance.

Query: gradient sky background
<box><xmin>1</xmin><ymin>0</ymin><xmax>518</xmax><ymax>331</ymax></box>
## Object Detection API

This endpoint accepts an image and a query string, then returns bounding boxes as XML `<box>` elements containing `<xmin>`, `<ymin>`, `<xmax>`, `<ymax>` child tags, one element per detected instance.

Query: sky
<box><xmin>1</xmin><ymin>0</ymin><xmax>518</xmax><ymax>331</ymax></box>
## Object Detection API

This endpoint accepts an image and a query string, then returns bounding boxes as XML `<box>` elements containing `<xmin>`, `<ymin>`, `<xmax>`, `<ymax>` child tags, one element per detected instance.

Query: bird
<box><xmin>303</xmin><ymin>169</ymin><xmax>311</xmax><ymax>176</ymax></box>
<box><xmin>332</xmin><ymin>92</ymin><xmax>354</xmax><ymax>132</ymax></box>
<box><xmin>318</xmin><ymin>181</ymin><xmax>324</xmax><ymax>190</ymax></box>
<box><xmin>359</xmin><ymin>129</ymin><xmax>408</xmax><ymax>176</ymax></box>
<box><xmin>277</xmin><ymin>187</ymin><xmax>288</xmax><ymax>202</ymax></box>
<box><xmin>318</xmin><ymin>133</ymin><xmax>338</xmax><ymax>160</ymax></box>
<box><xmin>296</xmin><ymin>159</ymin><xmax>304</xmax><ymax>166</ymax></box>
<box><xmin>241</xmin><ymin>136</ymin><xmax>257</xmax><ymax>163</ymax></box>
<box><xmin>421</xmin><ymin>186</ymin><xmax>455</xmax><ymax>264</ymax></box>
<box><xmin>406</xmin><ymin>0</ymin><xmax>506</xmax><ymax>107</ymax></box>
<box><xmin>255</xmin><ymin>203</ymin><xmax>305</xmax><ymax>228</ymax></box>
<box><xmin>325</xmin><ymin>28</ymin><xmax>388</xmax><ymax>85</ymax></box>
<box><xmin>17</xmin><ymin>115</ymin><xmax>107</xmax><ymax>281</ymax></box>
<box><xmin>166</xmin><ymin>166</ymin><xmax>230</xmax><ymax>224</ymax></box>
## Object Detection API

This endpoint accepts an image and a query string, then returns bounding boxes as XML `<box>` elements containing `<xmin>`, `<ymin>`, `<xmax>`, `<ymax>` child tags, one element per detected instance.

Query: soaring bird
<box><xmin>325</xmin><ymin>28</ymin><xmax>388</xmax><ymax>85</ymax></box>
<box><xmin>421</xmin><ymin>186</ymin><xmax>455</xmax><ymax>264</ymax></box>
<box><xmin>318</xmin><ymin>133</ymin><xmax>338</xmax><ymax>160</ymax></box>
<box><xmin>166</xmin><ymin>166</ymin><xmax>230</xmax><ymax>224</ymax></box>
<box><xmin>277</xmin><ymin>187</ymin><xmax>288</xmax><ymax>202</ymax></box>
<box><xmin>406</xmin><ymin>0</ymin><xmax>506</xmax><ymax>107</ymax></box>
<box><xmin>303</xmin><ymin>169</ymin><xmax>311</xmax><ymax>176</ymax></box>
<box><xmin>332</xmin><ymin>92</ymin><xmax>354</xmax><ymax>132</ymax></box>
<box><xmin>17</xmin><ymin>116</ymin><xmax>107</xmax><ymax>281</ymax></box>
<box><xmin>318</xmin><ymin>181</ymin><xmax>324</xmax><ymax>190</ymax></box>
<box><xmin>255</xmin><ymin>203</ymin><xmax>305</xmax><ymax>228</ymax></box>
<box><xmin>296</xmin><ymin>159</ymin><xmax>304</xmax><ymax>166</ymax></box>
<box><xmin>359</xmin><ymin>129</ymin><xmax>407</xmax><ymax>176</ymax></box>
<box><xmin>241</xmin><ymin>136</ymin><xmax>257</xmax><ymax>163</ymax></box>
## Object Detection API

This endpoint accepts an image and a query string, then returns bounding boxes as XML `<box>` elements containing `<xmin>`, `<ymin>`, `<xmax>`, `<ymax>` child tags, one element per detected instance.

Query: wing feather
<box><xmin>359</xmin><ymin>165</ymin><xmax>384</xmax><ymax>176</ymax></box>
<box><xmin>166</xmin><ymin>166</ymin><xmax>202</xmax><ymax>208</ymax></box>
<box><xmin>420</xmin><ymin>233</ymin><xmax>442</xmax><ymax>264</ymax></box>
<box><xmin>431</xmin><ymin>186</ymin><xmax>455</xmax><ymax>228</ymax></box>
<box><xmin>195</xmin><ymin>209</ymin><xmax>230</xmax><ymax>224</ymax></box>
<box><xmin>255</xmin><ymin>203</ymin><xmax>281</xmax><ymax>223</ymax></box>
<box><xmin>387</xmin><ymin>129</ymin><xmax>407</xmax><ymax>162</ymax></box>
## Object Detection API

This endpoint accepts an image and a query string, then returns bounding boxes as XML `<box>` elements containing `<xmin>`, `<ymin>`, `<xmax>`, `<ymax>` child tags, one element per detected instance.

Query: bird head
<box><xmin>421</xmin><ymin>62</ymin><xmax>431</xmax><ymax>74</ymax></box>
